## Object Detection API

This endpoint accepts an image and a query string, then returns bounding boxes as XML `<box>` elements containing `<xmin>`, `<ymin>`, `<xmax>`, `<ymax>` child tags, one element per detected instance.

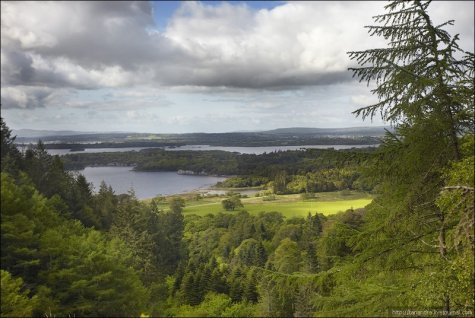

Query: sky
<box><xmin>1</xmin><ymin>1</ymin><xmax>474</xmax><ymax>133</ymax></box>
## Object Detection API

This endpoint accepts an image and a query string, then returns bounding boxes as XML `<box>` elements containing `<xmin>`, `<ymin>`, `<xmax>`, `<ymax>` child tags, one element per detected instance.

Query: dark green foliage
<box><xmin>199</xmin><ymin>265</ymin><xmax>212</xmax><ymax>294</ymax></box>
<box><xmin>23</xmin><ymin>142</ymin><xmax>71</xmax><ymax>200</ymax></box>
<box><xmin>109</xmin><ymin>193</ymin><xmax>159</xmax><ymax>283</ymax></box>
<box><xmin>69</xmin><ymin>174</ymin><xmax>98</xmax><ymax>227</ymax></box>
<box><xmin>1</xmin><ymin>173</ymin><xmax>58</xmax><ymax>281</ymax></box>
<box><xmin>233</xmin><ymin>239</ymin><xmax>267</xmax><ymax>267</ymax></box>
<box><xmin>169</xmin><ymin>196</ymin><xmax>185</xmax><ymax>213</ymax></box>
<box><xmin>31</xmin><ymin>130</ymin><xmax>381</xmax><ymax>148</ymax></box>
<box><xmin>300</xmin><ymin>212</ymin><xmax>324</xmax><ymax>272</ymax></box>
<box><xmin>1</xmin><ymin>2</ymin><xmax>473</xmax><ymax>311</ymax></box>
<box><xmin>1</xmin><ymin>117</ymin><xmax>22</xmax><ymax>175</ymax></box>
<box><xmin>37</xmin><ymin>227</ymin><xmax>148</xmax><ymax>317</ymax></box>
<box><xmin>180</xmin><ymin>272</ymin><xmax>200</xmax><ymax>305</ymax></box>
<box><xmin>1</xmin><ymin>173</ymin><xmax>148</xmax><ymax>317</ymax></box>
<box><xmin>1</xmin><ymin>270</ymin><xmax>37</xmax><ymax>317</ymax></box>
<box><xmin>222</xmin><ymin>195</ymin><xmax>244</xmax><ymax>211</ymax></box>
<box><xmin>336</xmin><ymin>0</ymin><xmax>475</xmax><ymax>313</ymax></box>
<box><xmin>61</xmin><ymin>146</ymin><xmax>376</xmax><ymax>193</ymax></box>
<box><xmin>229</xmin><ymin>267</ymin><xmax>244</xmax><ymax>302</ymax></box>
<box><xmin>92</xmin><ymin>181</ymin><xmax>118</xmax><ymax>230</ymax></box>
<box><xmin>272</xmin><ymin>170</ymin><xmax>288</xmax><ymax>194</ymax></box>
<box><xmin>210</xmin><ymin>268</ymin><xmax>229</xmax><ymax>295</ymax></box>
<box><xmin>1</xmin><ymin>118</ymin><xmax>18</xmax><ymax>159</ymax></box>
<box><xmin>242</xmin><ymin>269</ymin><xmax>259</xmax><ymax>303</ymax></box>
<box><xmin>162</xmin><ymin>197</ymin><xmax>185</xmax><ymax>272</ymax></box>
<box><xmin>6</xmin><ymin>137</ymin><xmax>104</xmax><ymax>230</ymax></box>
<box><xmin>269</xmin><ymin>238</ymin><xmax>302</xmax><ymax>274</ymax></box>
<box><xmin>216</xmin><ymin>175</ymin><xmax>270</xmax><ymax>188</ymax></box>
<box><xmin>256</xmin><ymin>269</ymin><xmax>335</xmax><ymax>317</ymax></box>
<box><xmin>171</xmin><ymin>292</ymin><xmax>257</xmax><ymax>317</ymax></box>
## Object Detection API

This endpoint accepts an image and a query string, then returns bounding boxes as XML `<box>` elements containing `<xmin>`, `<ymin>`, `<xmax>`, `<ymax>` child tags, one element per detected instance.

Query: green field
<box><xmin>181</xmin><ymin>191</ymin><xmax>373</xmax><ymax>218</ymax></box>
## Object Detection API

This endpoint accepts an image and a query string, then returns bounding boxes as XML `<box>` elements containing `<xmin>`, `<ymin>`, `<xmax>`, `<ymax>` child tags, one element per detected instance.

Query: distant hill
<box><xmin>13</xmin><ymin>126</ymin><xmax>390</xmax><ymax>146</ymax></box>
<box><xmin>263</xmin><ymin>126</ymin><xmax>391</xmax><ymax>137</ymax></box>
<box><xmin>13</xmin><ymin>126</ymin><xmax>391</xmax><ymax>138</ymax></box>
<box><xmin>12</xmin><ymin>129</ymin><xmax>99</xmax><ymax>138</ymax></box>
<box><xmin>13</xmin><ymin>129</ymin><xmax>133</xmax><ymax>138</ymax></box>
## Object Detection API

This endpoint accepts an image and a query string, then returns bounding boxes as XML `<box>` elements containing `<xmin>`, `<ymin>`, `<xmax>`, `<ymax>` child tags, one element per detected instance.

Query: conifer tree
<box><xmin>1</xmin><ymin>270</ymin><xmax>37</xmax><ymax>317</ymax></box>
<box><xmin>180</xmin><ymin>272</ymin><xmax>197</xmax><ymax>305</ymax></box>
<box><xmin>210</xmin><ymin>268</ymin><xmax>229</xmax><ymax>294</ymax></box>
<box><xmin>0</xmin><ymin>117</ymin><xmax>22</xmax><ymax>175</ymax></box>
<box><xmin>242</xmin><ymin>269</ymin><xmax>259</xmax><ymax>303</ymax></box>
<box><xmin>229</xmin><ymin>267</ymin><xmax>244</xmax><ymax>302</ymax></box>
<box><xmin>160</xmin><ymin>197</ymin><xmax>185</xmax><ymax>273</ymax></box>
<box><xmin>347</xmin><ymin>0</ymin><xmax>474</xmax><ymax>311</ymax></box>
<box><xmin>349</xmin><ymin>0</ymin><xmax>473</xmax><ymax>157</ymax></box>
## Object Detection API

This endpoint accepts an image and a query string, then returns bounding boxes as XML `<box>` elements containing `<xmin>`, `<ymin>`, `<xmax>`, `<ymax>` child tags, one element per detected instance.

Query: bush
<box><xmin>262</xmin><ymin>195</ymin><xmax>276</xmax><ymax>201</ymax></box>
<box><xmin>300</xmin><ymin>192</ymin><xmax>316</xmax><ymax>200</ymax></box>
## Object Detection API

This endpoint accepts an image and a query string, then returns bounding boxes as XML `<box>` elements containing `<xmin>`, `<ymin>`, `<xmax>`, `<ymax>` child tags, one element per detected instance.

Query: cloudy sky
<box><xmin>1</xmin><ymin>1</ymin><xmax>474</xmax><ymax>133</ymax></box>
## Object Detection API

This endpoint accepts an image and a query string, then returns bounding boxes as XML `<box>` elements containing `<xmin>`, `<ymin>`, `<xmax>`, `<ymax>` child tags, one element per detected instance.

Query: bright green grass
<box><xmin>182</xmin><ymin>191</ymin><xmax>373</xmax><ymax>218</ymax></box>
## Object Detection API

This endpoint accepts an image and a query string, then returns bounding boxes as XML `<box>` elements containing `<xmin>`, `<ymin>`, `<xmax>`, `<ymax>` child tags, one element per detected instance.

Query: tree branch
<box><xmin>442</xmin><ymin>186</ymin><xmax>475</xmax><ymax>192</ymax></box>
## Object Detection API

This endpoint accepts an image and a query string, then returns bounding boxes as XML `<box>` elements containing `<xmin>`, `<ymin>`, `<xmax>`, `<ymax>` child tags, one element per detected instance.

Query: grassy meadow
<box><xmin>149</xmin><ymin>190</ymin><xmax>373</xmax><ymax>218</ymax></box>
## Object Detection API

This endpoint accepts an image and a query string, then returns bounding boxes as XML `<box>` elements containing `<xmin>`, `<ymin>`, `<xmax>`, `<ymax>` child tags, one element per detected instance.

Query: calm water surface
<box><xmin>48</xmin><ymin>144</ymin><xmax>378</xmax><ymax>156</ymax></box>
<box><xmin>78</xmin><ymin>167</ymin><xmax>226</xmax><ymax>199</ymax></box>
<box><xmin>165</xmin><ymin>144</ymin><xmax>378</xmax><ymax>154</ymax></box>
<box><xmin>55</xmin><ymin>145</ymin><xmax>378</xmax><ymax>198</ymax></box>
<box><xmin>47</xmin><ymin>147</ymin><xmax>156</xmax><ymax>156</ymax></box>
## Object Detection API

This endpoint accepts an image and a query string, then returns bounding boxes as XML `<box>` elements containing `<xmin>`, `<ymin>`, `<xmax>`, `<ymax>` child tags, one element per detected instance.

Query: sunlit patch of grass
<box><xmin>182</xmin><ymin>191</ymin><xmax>373</xmax><ymax>218</ymax></box>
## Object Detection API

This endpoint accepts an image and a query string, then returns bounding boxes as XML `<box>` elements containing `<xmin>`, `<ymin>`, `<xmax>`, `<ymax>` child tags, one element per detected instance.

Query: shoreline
<box><xmin>141</xmin><ymin>184</ymin><xmax>263</xmax><ymax>201</ymax></box>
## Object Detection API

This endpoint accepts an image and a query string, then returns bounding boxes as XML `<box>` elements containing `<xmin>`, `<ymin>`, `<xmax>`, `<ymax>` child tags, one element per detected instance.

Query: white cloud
<box><xmin>351</xmin><ymin>94</ymin><xmax>378</xmax><ymax>108</ymax></box>
<box><xmin>162</xmin><ymin>1</ymin><xmax>388</xmax><ymax>87</ymax></box>
<box><xmin>2</xmin><ymin>1</ymin><xmax>473</xmax><ymax>93</ymax></box>
<box><xmin>0</xmin><ymin>0</ymin><xmax>473</xmax><ymax>134</ymax></box>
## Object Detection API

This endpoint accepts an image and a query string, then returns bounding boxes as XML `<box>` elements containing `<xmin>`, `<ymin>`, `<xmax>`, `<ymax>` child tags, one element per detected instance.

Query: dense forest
<box><xmin>16</xmin><ymin>130</ymin><xmax>382</xmax><ymax>148</ymax></box>
<box><xmin>1</xmin><ymin>1</ymin><xmax>474</xmax><ymax>317</ymax></box>
<box><xmin>60</xmin><ymin>146</ymin><xmax>375</xmax><ymax>193</ymax></box>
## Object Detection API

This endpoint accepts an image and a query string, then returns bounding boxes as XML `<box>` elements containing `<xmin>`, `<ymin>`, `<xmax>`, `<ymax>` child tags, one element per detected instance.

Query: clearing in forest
<box><xmin>181</xmin><ymin>191</ymin><xmax>373</xmax><ymax>218</ymax></box>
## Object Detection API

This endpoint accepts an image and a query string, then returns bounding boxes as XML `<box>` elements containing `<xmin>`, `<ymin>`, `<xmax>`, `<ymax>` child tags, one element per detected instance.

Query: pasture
<box><xmin>181</xmin><ymin>191</ymin><xmax>373</xmax><ymax>218</ymax></box>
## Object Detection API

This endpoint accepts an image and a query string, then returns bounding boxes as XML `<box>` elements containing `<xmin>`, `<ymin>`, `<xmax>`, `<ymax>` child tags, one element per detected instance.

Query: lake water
<box><xmin>165</xmin><ymin>144</ymin><xmax>378</xmax><ymax>154</ymax></box>
<box><xmin>47</xmin><ymin>144</ymin><xmax>378</xmax><ymax>156</ymax></box>
<box><xmin>77</xmin><ymin>167</ymin><xmax>226</xmax><ymax>199</ymax></box>
<box><xmin>53</xmin><ymin>145</ymin><xmax>377</xmax><ymax>199</ymax></box>
<box><xmin>46</xmin><ymin>147</ymin><xmax>156</xmax><ymax>156</ymax></box>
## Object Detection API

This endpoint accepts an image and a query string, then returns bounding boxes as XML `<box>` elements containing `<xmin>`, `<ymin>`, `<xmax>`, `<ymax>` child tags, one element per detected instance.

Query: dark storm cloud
<box><xmin>1</xmin><ymin>86</ymin><xmax>56</xmax><ymax>109</ymax></box>
<box><xmin>1</xmin><ymin>50</ymin><xmax>35</xmax><ymax>85</ymax></box>
<box><xmin>159</xmin><ymin>67</ymin><xmax>352</xmax><ymax>89</ymax></box>
<box><xmin>1</xmin><ymin>49</ymin><xmax>99</xmax><ymax>89</ymax></box>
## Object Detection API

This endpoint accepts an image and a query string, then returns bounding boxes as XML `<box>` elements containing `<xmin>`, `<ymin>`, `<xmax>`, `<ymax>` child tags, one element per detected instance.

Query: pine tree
<box><xmin>93</xmin><ymin>181</ymin><xmax>117</xmax><ymax>230</ymax></box>
<box><xmin>349</xmin><ymin>0</ymin><xmax>473</xmax><ymax>157</ymax></box>
<box><xmin>242</xmin><ymin>269</ymin><xmax>259</xmax><ymax>303</ymax></box>
<box><xmin>0</xmin><ymin>117</ymin><xmax>22</xmax><ymax>175</ymax></box>
<box><xmin>200</xmin><ymin>265</ymin><xmax>212</xmax><ymax>295</ymax></box>
<box><xmin>210</xmin><ymin>268</ymin><xmax>229</xmax><ymax>294</ymax></box>
<box><xmin>1</xmin><ymin>270</ymin><xmax>37</xmax><ymax>317</ymax></box>
<box><xmin>159</xmin><ymin>197</ymin><xmax>185</xmax><ymax>273</ymax></box>
<box><xmin>347</xmin><ymin>0</ymin><xmax>474</xmax><ymax>311</ymax></box>
<box><xmin>180</xmin><ymin>272</ymin><xmax>196</xmax><ymax>305</ymax></box>
<box><xmin>229</xmin><ymin>267</ymin><xmax>244</xmax><ymax>302</ymax></box>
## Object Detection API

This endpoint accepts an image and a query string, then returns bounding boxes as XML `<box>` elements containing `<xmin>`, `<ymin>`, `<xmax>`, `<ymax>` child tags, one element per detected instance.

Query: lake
<box><xmin>46</xmin><ymin>147</ymin><xmax>157</xmax><ymax>156</ymax></box>
<box><xmin>54</xmin><ymin>144</ymin><xmax>378</xmax><ymax>199</ymax></box>
<box><xmin>47</xmin><ymin>144</ymin><xmax>378</xmax><ymax>156</ymax></box>
<box><xmin>165</xmin><ymin>144</ymin><xmax>378</xmax><ymax>154</ymax></box>
<box><xmin>77</xmin><ymin>167</ymin><xmax>227</xmax><ymax>199</ymax></box>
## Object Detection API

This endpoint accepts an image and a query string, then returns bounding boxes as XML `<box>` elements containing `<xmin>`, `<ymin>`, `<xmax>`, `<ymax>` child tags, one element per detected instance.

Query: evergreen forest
<box><xmin>1</xmin><ymin>1</ymin><xmax>474</xmax><ymax>317</ymax></box>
